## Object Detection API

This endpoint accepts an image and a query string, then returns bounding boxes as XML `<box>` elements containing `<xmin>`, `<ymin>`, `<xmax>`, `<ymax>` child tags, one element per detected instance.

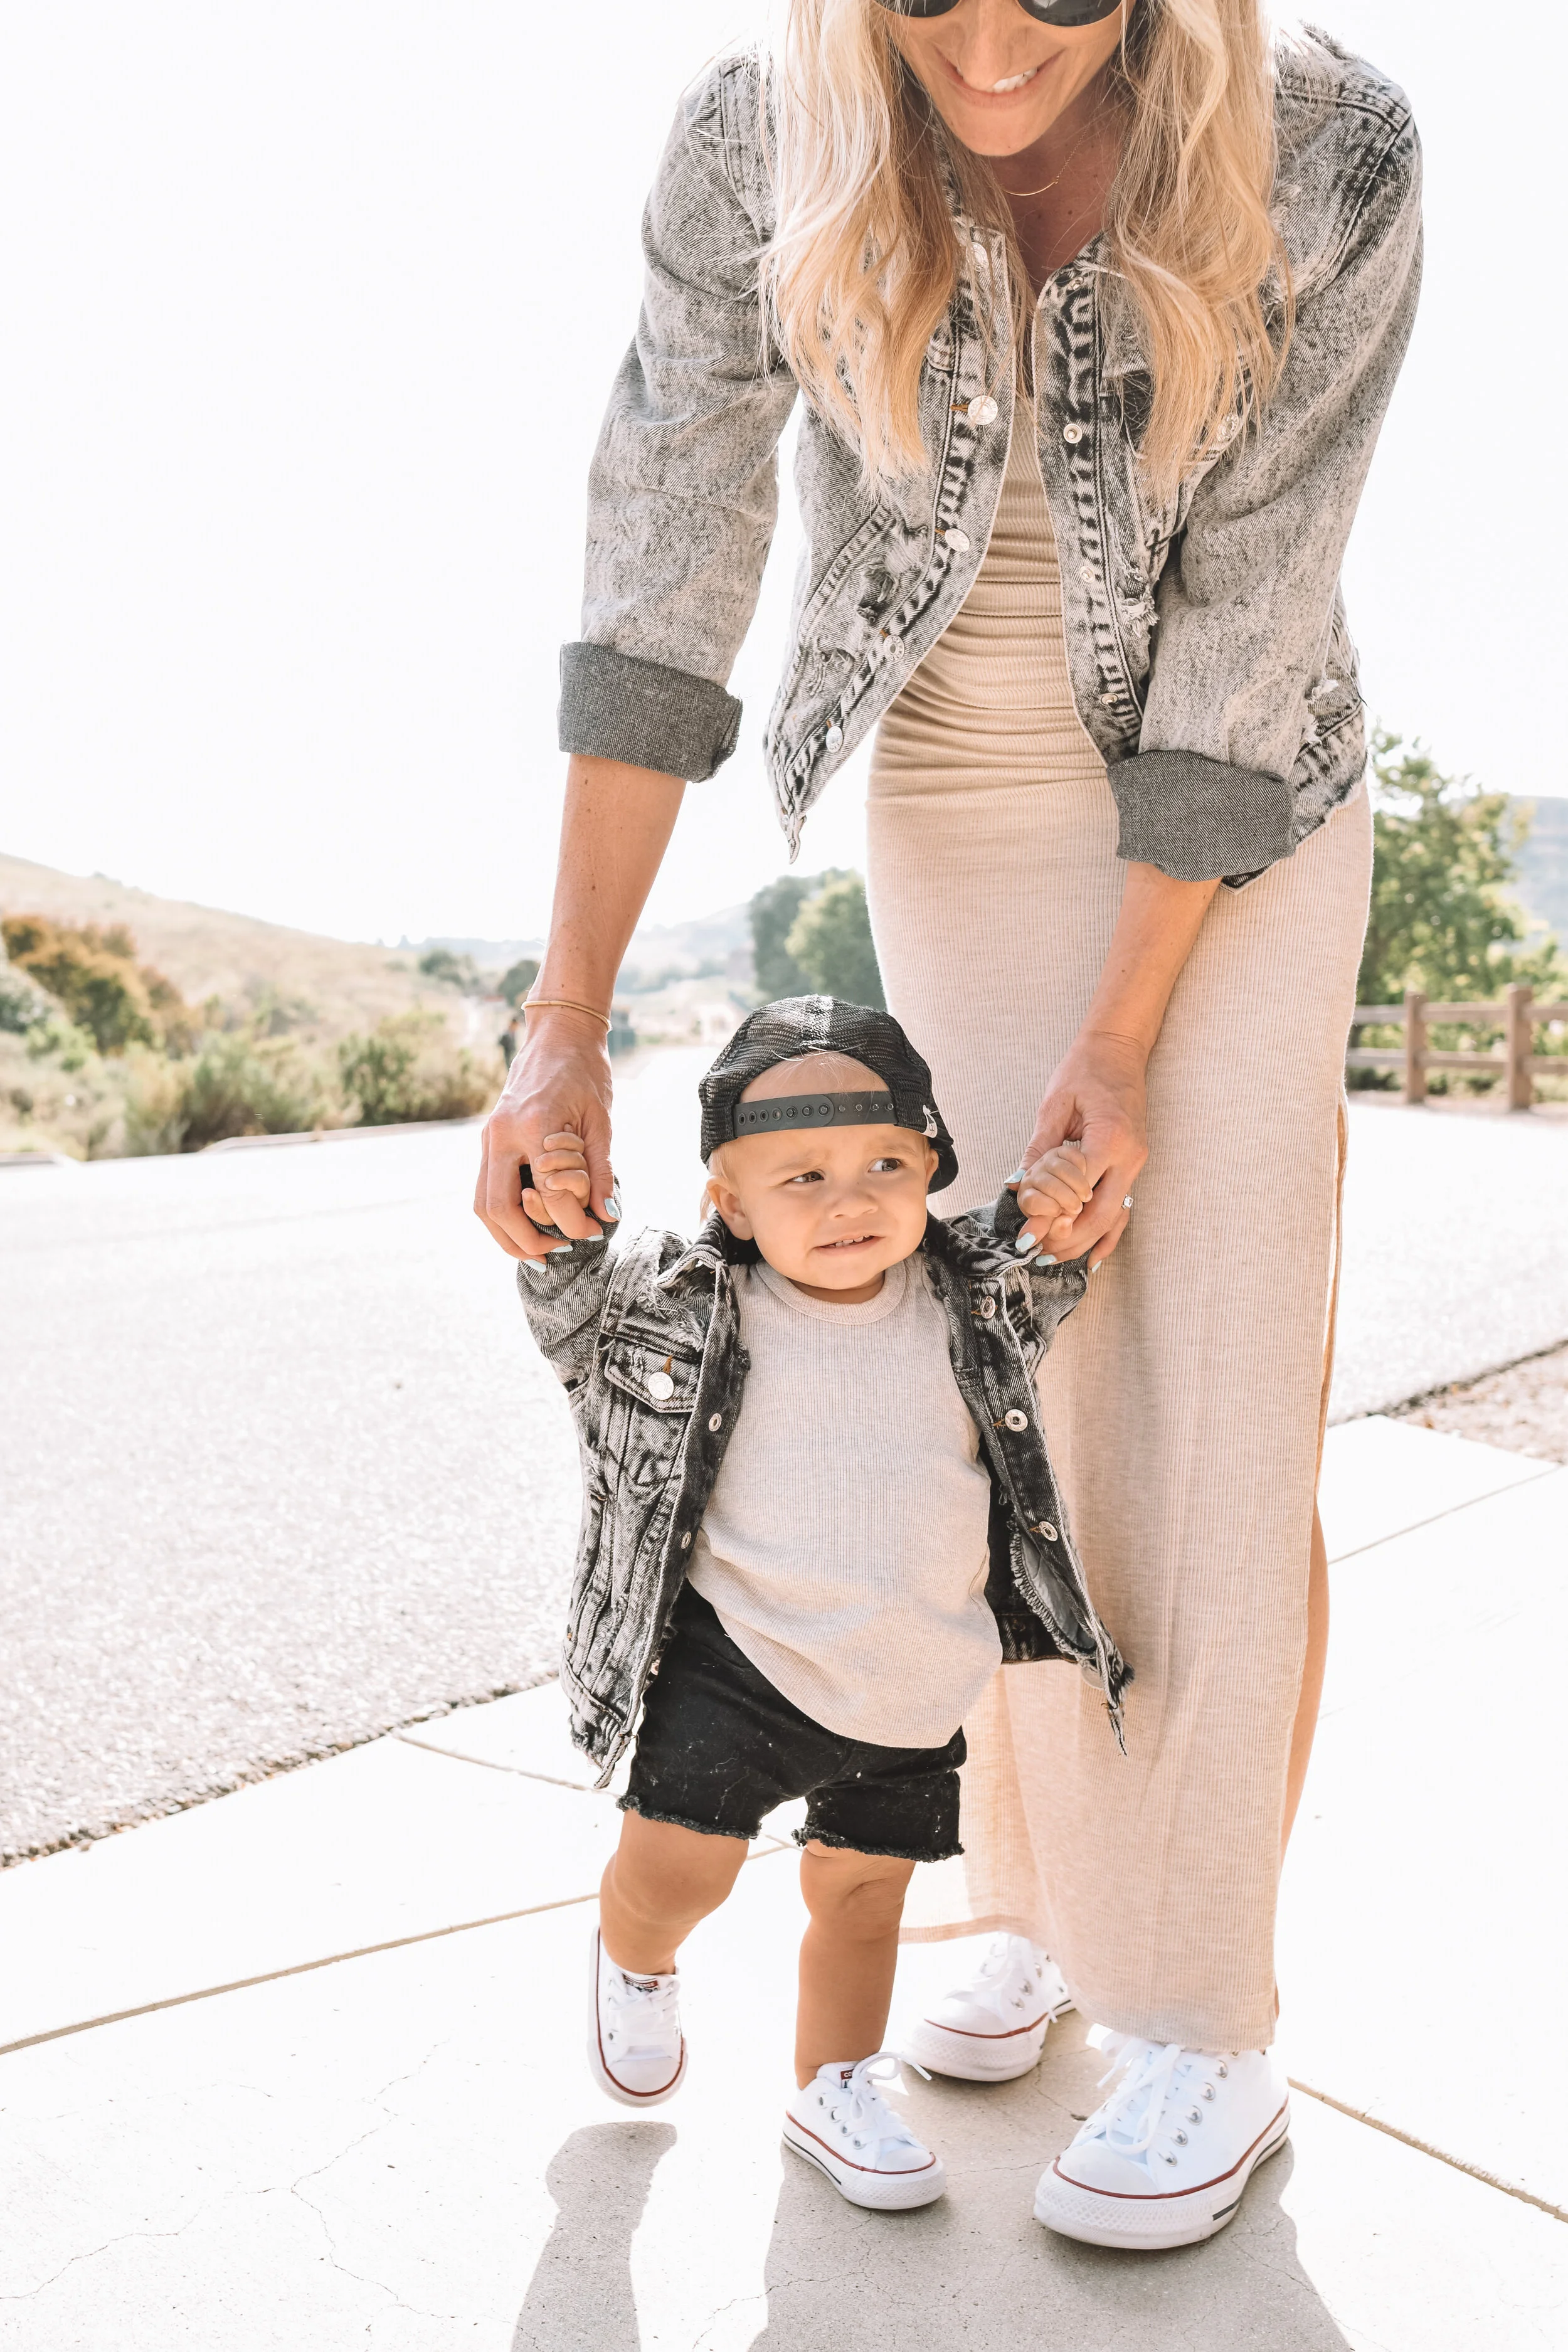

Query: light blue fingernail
<box><xmin>548</xmin><ymin>1244</ymin><xmax>573</xmax><ymax>1256</ymax></box>
<box><xmin>605</xmin><ymin>1192</ymin><xmax>622</xmax><ymax>1219</ymax></box>
<box><xmin>1039</xmin><ymin>1254</ymin><xmax>1057</xmax><ymax>1266</ymax></box>
<box><xmin>1014</xmin><ymin>1232</ymin><xmax>1036</xmax><ymax>1253</ymax></box>
<box><xmin>521</xmin><ymin>1259</ymin><xmax>544</xmax><ymax>1277</ymax></box>
<box><xmin>1006</xmin><ymin>1167</ymin><xmax>1026</xmax><ymax>1184</ymax></box>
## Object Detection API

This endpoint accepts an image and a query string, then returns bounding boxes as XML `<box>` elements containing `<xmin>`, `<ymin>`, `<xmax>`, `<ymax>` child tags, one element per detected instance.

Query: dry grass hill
<box><xmin>0</xmin><ymin>852</ymin><xmax>434</xmax><ymax>1041</ymax></box>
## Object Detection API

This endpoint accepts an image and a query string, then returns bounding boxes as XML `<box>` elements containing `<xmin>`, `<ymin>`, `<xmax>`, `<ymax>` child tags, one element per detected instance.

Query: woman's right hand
<box><xmin>474</xmin><ymin>1009</ymin><xmax>617</xmax><ymax>1262</ymax></box>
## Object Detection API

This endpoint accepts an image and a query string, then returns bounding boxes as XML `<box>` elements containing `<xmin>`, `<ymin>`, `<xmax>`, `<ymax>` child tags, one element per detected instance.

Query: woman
<box><xmin>477</xmin><ymin>0</ymin><xmax>1419</xmax><ymax>2250</ymax></box>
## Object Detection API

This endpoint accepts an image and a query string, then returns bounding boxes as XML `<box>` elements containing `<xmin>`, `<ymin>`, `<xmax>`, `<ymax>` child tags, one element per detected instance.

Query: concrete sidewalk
<box><xmin>2</xmin><ymin>1417</ymin><xmax>1565</xmax><ymax>2349</ymax></box>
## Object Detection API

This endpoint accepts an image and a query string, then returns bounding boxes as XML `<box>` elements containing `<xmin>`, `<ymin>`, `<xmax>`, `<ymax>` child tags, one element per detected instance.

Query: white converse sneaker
<box><xmin>904</xmin><ymin>1935</ymin><xmax>1073</xmax><ymax>2082</ymax></box>
<box><xmin>586</xmin><ymin>1927</ymin><xmax>686</xmax><ymax>2107</ymax></box>
<box><xmin>1033</xmin><ymin>2035</ymin><xmax>1290</xmax><ymax>2249</ymax></box>
<box><xmin>783</xmin><ymin>2054</ymin><xmax>946</xmax><ymax>2211</ymax></box>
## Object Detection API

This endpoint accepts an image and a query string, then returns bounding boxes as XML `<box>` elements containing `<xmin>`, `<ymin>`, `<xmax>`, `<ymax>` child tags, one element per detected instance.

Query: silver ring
<box><xmin>1123</xmin><ymin>1195</ymin><xmax>1135</xmax><ymax>1210</ymax></box>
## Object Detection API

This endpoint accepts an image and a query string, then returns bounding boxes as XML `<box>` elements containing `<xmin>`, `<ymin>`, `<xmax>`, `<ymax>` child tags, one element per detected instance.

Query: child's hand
<box><xmin>1015</xmin><ymin>1144</ymin><xmax>1093</xmax><ymax>1256</ymax></box>
<box><xmin>523</xmin><ymin>1129</ymin><xmax>593</xmax><ymax>1232</ymax></box>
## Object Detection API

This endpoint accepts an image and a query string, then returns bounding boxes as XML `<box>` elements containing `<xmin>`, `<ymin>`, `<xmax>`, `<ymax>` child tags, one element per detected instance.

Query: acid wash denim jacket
<box><xmin>519</xmin><ymin>1189</ymin><xmax>1129</xmax><ymax>1784</ymax></box>
<box><xmin>559</xmin><ymin>28</ymin><xmax>1420</xmax><ymax>889</ymax></box>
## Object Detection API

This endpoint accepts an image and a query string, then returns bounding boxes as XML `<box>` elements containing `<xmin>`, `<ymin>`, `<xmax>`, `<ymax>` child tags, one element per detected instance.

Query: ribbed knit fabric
<box><xmin>866</xmin><ymin>420</ymin><xmax>1372</xmax><ymax>2049</ymax></box>
<box><xmin>688</xmin><ymin>1255</ymin><xmax>999</xmax><ymax>1749</ymax></box>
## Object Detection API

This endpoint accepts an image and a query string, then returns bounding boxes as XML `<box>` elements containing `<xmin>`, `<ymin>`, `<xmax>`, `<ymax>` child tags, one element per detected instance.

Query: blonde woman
<box><xmin>478</xmin><ymin>0</ymin><xmax>1419</xmax><ymax>2249</ymax></box>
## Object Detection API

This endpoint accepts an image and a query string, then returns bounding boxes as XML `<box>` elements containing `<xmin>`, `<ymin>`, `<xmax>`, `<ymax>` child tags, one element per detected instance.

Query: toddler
<box><xmin>518</xmin><ymin>996</ymin><xmax>1125</xmax><ymax>2210</ymax></box>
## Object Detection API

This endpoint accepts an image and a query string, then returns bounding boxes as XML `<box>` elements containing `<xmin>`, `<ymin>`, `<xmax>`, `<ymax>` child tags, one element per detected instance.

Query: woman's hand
<box><xmin>474</xmin><ymin>1010</ymin><xmax>616</xmax><ymax>1262</ymax></box>
<box><xmin>1015</xmin><ymin>1027</ymin><xmax>1150</xmax><ymax>1271</ymax></box>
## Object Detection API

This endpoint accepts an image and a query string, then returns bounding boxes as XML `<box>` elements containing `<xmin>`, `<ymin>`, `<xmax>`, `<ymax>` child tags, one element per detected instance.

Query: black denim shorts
<box><xmin>621</xmin><ymin>1584</ymin><xmax>965</xmax><ymax>1864</ymax></box>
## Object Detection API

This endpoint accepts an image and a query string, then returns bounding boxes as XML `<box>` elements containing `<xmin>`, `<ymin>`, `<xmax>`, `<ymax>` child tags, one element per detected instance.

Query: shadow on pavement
<box><xmin>512</xmin><ymin>2119</ymin><xmax>675</xmax><ymax>2352</ymax></box>
<box><xmin>750</xmin><ymin>2057</ymin><xmax>1354</xmax><ymax>2351</ymax></box>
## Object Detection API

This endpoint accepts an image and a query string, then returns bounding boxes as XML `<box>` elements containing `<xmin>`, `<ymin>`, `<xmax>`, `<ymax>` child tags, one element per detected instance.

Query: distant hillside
<box><xmin>1510</xmin><ymin>796</ymin><xmax>1568</xmax><ymax>946</ymax></box>
<box><xmin>418</xmin><ymin>902</ymin><xmax>755</xmax><ymax>995</ymax></box>
<box><xmin>0</xmin><ymin>852</ymin><xmax>438</xmax><ymax>1041</ymax></box>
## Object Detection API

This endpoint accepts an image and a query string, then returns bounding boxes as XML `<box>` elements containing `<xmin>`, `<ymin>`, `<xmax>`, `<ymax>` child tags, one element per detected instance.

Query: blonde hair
<box><xmin>759</xmin><ymin>0</ymin><xmax>1291</xmax><ymax>494</ymax></box>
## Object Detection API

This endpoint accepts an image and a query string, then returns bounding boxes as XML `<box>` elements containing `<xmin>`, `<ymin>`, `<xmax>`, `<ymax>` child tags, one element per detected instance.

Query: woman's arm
<box><xmin>1016</xmin><ymin>865</ymin><xmax>1219</xmax><ymax>1269</ymax></box>
<box><xmin>474</xmin><ymin>755</ymin><xmax>684</xmax><ymax>1261</ymax></box>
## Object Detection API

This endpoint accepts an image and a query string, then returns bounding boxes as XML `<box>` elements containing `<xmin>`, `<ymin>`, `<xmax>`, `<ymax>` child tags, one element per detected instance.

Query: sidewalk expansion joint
<box><xmin>392</xmin><ymin>1729</ymin><xmax>597</xmax><ymax>1792</ymax></box>
<box><xmin>1288</xmin><ymin>2076</ymin><xmax>1567</xmax><ymax>2225</ymax></box>
<box><xmin>1326</xmin><ymin>1459</ymin><xmax>1560</xmax><ymax>1565</ymax></box>
<box><xmin>0</xmin><ymin>1847</ymin><xmax>792</xmax><ymax>2063</ymax></box>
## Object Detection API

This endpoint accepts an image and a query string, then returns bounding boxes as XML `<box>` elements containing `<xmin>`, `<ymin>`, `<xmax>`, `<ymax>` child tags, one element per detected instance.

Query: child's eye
<box><xmin>785</xmin><ymin>1169</ymin><xmax>825</xmax><ymax>1185</ymax></box>
<box><xmin>869</xmin><ymin>1157</ymin><xmax>903</xmax><ymax>1173</ymax></box>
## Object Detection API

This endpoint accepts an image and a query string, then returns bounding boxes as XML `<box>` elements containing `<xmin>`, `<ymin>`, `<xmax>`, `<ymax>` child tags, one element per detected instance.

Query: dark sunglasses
<box><xmin>877</xmin><ymin>0</ymin><xmax>1125</xmax><ymax>24</ymax></box>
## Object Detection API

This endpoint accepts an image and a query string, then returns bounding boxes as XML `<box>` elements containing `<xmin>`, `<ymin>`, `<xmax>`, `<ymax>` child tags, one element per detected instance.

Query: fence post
<box><xmin>1505</xmin><ymin>982</ymin><xmax>1535</xmax><ymax>1110</ymax></box>
<box><xmin>1403</xmin><ymin>988</ymin><xmax>1427</xmax><ymax>1104</ymax></box>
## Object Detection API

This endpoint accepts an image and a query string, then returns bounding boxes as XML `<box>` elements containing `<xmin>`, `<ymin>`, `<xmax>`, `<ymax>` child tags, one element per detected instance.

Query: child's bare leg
<box><xmin>795</xmin><ymin>1843</ymin><xmax>915</xmax><ymax>2085</ymax></box>
<box><xmin>600</xmin><ymin>1812</ymin><xmax>748</xmax><ymax>1974</ymax></box>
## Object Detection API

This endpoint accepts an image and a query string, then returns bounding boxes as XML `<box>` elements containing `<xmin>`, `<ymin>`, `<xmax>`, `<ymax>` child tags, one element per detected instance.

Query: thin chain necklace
<box><xmin>998</xmin><ymin>97</ymin><xmax>1106</xmax><ymax>203</ymax></box>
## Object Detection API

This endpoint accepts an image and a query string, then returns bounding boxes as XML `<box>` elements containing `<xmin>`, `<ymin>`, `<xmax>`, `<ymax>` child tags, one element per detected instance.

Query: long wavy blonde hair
<box><xmin>759</xmin><ymin>0</ymin><xmax>1291</xmax><ymax>493</ymax></box>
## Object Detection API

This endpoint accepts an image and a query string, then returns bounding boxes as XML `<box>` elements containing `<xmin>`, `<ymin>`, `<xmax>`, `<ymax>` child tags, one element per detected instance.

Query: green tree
<box><xmin>787</xmin><ymin>874</ymin><xmax>886</xmax><ymax>1010</ymax></box>
<box><xmin>339</xmin><ymin>1010</ymin><xmax>496</xmax><ymax>1126</ymax></box>
<box><xmin>416</xmin><ymin>946</ymin><xmax>477</xmax><ymax>991</ymax></box>
<box><xmin>1358</xmin><ymin>732</ymin><xmax>1563</xmax><ymax>1004</ymax></box>
<box><xmin>0</xmin><ymin>913</ymin><xmax>196</xmax><ymax>1056</ymax></box>
<box><xmin>749</xmin><ymin>876</ymin><xmax>820</xmax><ymax>1000</ymax></box>
<box><xmin>498</xmin><ymin>955</ymin><xmax>540</xmax><ymax>1007</ymax></box>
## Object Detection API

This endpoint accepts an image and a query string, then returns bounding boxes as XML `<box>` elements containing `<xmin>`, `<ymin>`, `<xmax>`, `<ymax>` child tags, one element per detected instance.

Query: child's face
<box><xmin>706</xmin><ymin>1057</ymin><xmax>938</xmax><ymax>1304</ymax></box>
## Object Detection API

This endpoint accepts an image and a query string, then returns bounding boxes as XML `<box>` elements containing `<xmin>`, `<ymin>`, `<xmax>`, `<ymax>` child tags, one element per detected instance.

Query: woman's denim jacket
<box><xmin>559</xmin><ymin>29</ymin><xmax>1420</xmax><ymax>888</ymax></box>
<box><xmin>520</xmin><ymin>1190</ymin><xmax>1128</xmax><ymax>1783</ymax></box>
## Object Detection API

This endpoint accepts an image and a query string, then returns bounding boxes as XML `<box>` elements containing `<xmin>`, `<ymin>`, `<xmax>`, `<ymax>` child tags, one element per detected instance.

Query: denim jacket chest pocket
<box><xmin>600</xmin><ymin>1339</ymin><xmax>702</xmax><ymax>1487</ymax></box>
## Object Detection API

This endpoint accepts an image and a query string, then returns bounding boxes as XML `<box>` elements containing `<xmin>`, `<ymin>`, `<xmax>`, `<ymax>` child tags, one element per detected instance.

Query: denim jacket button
<box><xmin>941</xmin><ymin>527</ymin><xmax>970</xmax><ymax>551</ymax></box>
<box><xmin>645</xmin><ymin>1370</ymin><xmax>675</xmax><ymax>1401</ymax></box>
<box><xmin>1062</xmin><ymin>423</ymin><xmax>1084</xmax><ymax>445</ymax></box>
<box><xmin>824</xmin><ymin>724</ymin><xmax>844</xmax><ymax>751</ymax></box>
<box><xmin>967</xmin><ymin>395</ymin><xmax>999</xmax><ymax>425</ymax></box>
<box><xmin>979</xmin><ymin>1296</ymin><xmax>997</xmax><ymax>1319</ymax></box>
<box><xmin>1004</xmin><ymin>1408</ymin><xmax>1029</xmax><ymax>1431</ymax></box>
<box><xmin>679</xmin><ymin>1530</ymin><xmax>692</xmax><ymax>1550</ymax></box>
<box><xmin>706</xmin><ymin>1412</ymin><xmax>723</xmax><ymax>1432</ymax></box>
<box><xmin>1037</xmin><ymin>1520</ymin><xmax>1059</xmax><ymax>1542</ymax></box>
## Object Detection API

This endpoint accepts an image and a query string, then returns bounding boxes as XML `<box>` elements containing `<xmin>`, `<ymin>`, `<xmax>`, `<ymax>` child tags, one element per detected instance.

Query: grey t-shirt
<box><xmin>687</xmin><ymin>1253</ymin><xmax>999</xmax><ymax>1749</ymax></box>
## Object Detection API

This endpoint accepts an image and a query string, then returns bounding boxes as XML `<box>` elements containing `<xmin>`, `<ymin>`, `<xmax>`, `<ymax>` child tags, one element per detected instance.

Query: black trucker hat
<box><xmin>699</xmin><ymin>996</ymin><xmax>958</xmax><ymax>1195</ymax></box>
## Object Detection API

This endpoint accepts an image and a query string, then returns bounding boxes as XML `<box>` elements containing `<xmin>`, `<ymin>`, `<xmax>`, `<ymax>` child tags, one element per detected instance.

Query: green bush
<box><xmin>0</xmin><ymin>913</ymin><xmax>194</xmax><ymax>1056</ymax></box>
<box><xmin>498</xmin><ymin>956</ymin><xmax>540</xmax><ymax>1007</ymax></box>
<box><xmin>787</xmin><ymin>874</ymin><xmax>886</xmax><ymax>1010</ymax></box>
<box><xmin>338</xmin><ymin>1012</ymin><xmax>496</xmax><ymax>1126</ymax></box>
<box><xmin>0</xmin><ymin>963</ymin><xmax>55</xmax><ymax>1035</ymax></box>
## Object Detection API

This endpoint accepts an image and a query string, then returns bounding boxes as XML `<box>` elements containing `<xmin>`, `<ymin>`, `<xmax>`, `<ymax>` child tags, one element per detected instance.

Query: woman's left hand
<box><xmin>1014</xmin><ymin>1027</ymin><xmax>1150</xmax><ymax>1270</ymax></box>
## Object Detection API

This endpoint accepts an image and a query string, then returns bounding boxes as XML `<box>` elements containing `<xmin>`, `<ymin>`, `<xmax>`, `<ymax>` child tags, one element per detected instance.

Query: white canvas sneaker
<box><xmin>904</xmin><ymin>1935</ymin><xmax>1073</xmax><ymax>2082</ymax></box>
<box><xmin>586</xmin><ymin>1926</ymin><xmax>686</xmax><ymax>2107</ymax></box>
<box><xmin>783</xmin><ymin>2055</ymin><xmax>946</xmax><ymax>2211</ymax></box>
<box><xmin>1034</xmin><ymin>2035</ymin><xmax>1290</xmax><ymax>2249</ymax></box>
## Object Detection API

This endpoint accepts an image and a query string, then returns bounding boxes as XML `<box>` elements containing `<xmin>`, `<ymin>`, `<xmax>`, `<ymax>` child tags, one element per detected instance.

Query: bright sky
<box><xmin>0</xmin><ymin>3</ymin><xmax>1562</xmax><ymax>946</ymax></box>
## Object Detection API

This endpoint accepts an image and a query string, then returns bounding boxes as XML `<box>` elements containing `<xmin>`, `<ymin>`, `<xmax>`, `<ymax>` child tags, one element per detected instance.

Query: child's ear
<box><xmin>923</xmin><ymin>1142</ymin><xmax>940</xmax><ymax>1184</ymax></box>
<box><xmin>705</xmin><ymin>1175</ymin><xmax>755</xmax><ymax>1239</ymax></box>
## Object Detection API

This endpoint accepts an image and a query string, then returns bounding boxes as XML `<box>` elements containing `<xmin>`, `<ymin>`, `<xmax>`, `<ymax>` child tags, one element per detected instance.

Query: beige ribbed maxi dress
<box><xmin>868</xmin><ymin>420</ymin><xmax>1372</xmax><ymax>2052</ymax></box>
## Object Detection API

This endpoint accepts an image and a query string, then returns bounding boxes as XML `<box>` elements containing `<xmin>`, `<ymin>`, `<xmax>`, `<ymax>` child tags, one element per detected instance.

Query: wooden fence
<box><xmin>1346</xmin><ymin>982</ymin><xmax>1568</xmax><ymax>1107</ymax></box>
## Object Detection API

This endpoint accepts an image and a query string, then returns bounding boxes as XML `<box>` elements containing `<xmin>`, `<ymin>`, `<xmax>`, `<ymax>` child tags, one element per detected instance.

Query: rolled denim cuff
<box><xmin>558</xmin><ymin>642</ymin><xmax>743</xmax><ymax>783</ymax></box>
<box><xmin>1107</xmin><ymin>750</ymin><xmax>1295</xmax><ymax>884</ymax></box>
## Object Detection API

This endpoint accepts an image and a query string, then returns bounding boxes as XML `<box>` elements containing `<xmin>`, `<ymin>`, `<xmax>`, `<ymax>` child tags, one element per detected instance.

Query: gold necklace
<box><xmin>999</xmin><ymin>97</ymin><xmax>1106</xmax><ymax>203</ymax></box>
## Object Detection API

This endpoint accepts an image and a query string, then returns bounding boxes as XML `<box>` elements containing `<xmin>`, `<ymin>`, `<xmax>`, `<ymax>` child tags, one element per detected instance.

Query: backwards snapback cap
<box><xmin>699</xmin><ymin>996</ymin><xmax>958</xmax><ymax>1195</ymax></box>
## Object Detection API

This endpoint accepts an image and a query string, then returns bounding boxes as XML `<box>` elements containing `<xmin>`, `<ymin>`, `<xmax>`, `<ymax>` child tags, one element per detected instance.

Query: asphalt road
<box><xmin>3</xmin><ymin>1059</ymin><xmax>1565</xmax><ymax>1862</ymax></box>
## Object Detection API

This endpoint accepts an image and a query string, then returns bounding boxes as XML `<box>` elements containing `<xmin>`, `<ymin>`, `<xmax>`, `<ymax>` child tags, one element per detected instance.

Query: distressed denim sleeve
<box><xmin>1110</xmin><ymin>101</ymin><xmax>1422</xmax><ymax>884</ymax></box>
<box><xmin>516</xmin><ymin>1231</ymin><xmax>616</xmax><ymax>1396</ymax></box>
<box><xmin>559</xmin><ymin>60</ymin><xmax>798</xmax><ymax>784</ymax></box>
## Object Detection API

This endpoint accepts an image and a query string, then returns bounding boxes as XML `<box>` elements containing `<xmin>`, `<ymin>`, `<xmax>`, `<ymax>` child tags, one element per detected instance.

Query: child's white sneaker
<box><xmin>1033</xmin><ymin>2037</ymin><xmax>1290</xmax><ymax>2248</ymax></box>
<box><xmin>586</xmin><ymin>1927</ymin><xmax>686</xmax><ymax>2107</ymax></box>
<box><xmin>904</xmin><ymin>1934</ymin><xmax>1073</xmax><ymax>2082</ymax></box>
<box><xmin>783</xmin><ymin>2054</ymin><xmax>946</xmax><ymax>2210</ymax></box>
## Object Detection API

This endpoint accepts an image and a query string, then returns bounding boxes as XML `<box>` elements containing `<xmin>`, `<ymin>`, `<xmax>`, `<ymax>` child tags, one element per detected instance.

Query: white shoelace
<box><xmin>821</xmin><ymin>2053</ymin><xmax>926</xmax><ymax>2159</ymax></box>
<box><xmin>1087</xmin><ymin>2040</ymin><xmax>1224</xmax><ymax>2159</ymax></box>
<box><xmin>603</xmin><ymin>1968</ymin><xmax>679</xmax><ymax>2062</ymax></box>
<box><xmin>958</xmin><ymin>1934</ymin><xmax>1042</xmax><ymax>2009</ymax></box>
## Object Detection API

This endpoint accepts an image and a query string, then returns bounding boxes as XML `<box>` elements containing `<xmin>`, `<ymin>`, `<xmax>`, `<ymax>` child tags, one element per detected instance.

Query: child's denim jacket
<box><xmin>519</xmin><ymin>1189</ymin><xmax>1129</xmax><ymax>1784</ymax></box>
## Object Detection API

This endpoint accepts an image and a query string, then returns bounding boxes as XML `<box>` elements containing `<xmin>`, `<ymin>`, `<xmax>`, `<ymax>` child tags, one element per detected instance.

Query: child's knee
<box><xmin>800</xmin><ymin>1844</ymin><xmax>914</xmax><ymax>1937</ymax></box>
<box><xmin>611</xmin><ymin>1809</ymin><xmax>746</xmax><ymax>1916</ymax></box>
